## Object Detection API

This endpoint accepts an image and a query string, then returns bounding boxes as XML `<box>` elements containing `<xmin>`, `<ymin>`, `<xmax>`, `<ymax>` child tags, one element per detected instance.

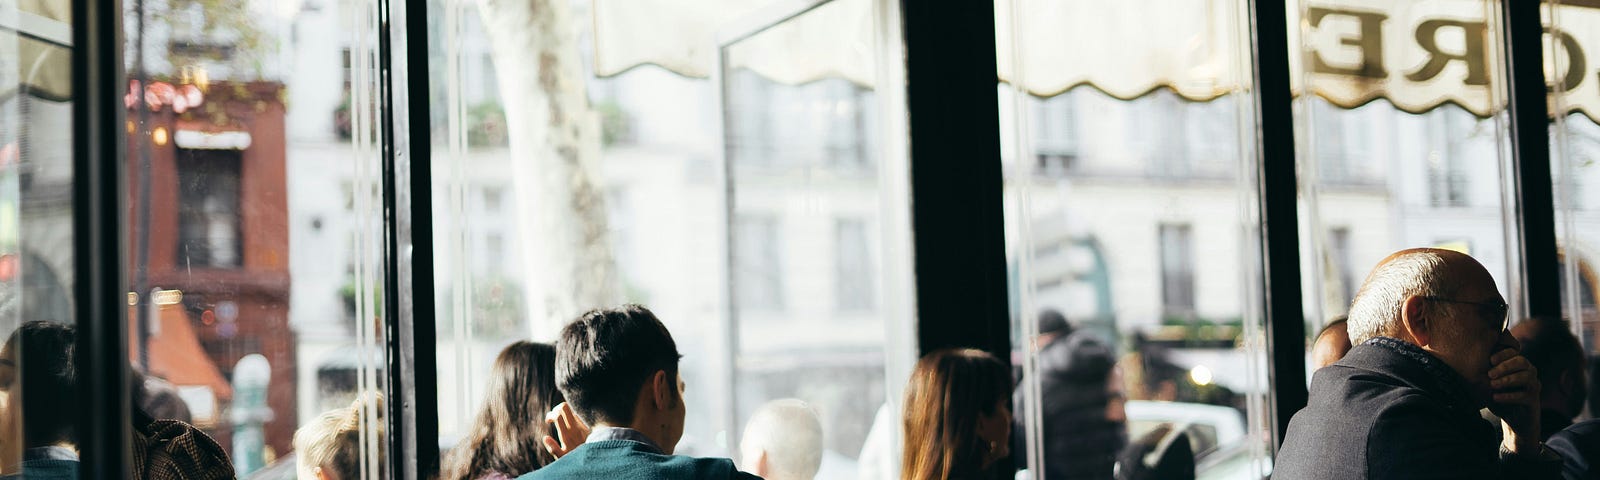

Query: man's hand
<box><xmin>542</xmin><ymin>402</ymin><xmax>591</xmax><ymax>459</ymax></box>
<box><xmin>1488</xmin><ymin>346</ymin><xmax>1542</xmax><ymax>455</ymax></box>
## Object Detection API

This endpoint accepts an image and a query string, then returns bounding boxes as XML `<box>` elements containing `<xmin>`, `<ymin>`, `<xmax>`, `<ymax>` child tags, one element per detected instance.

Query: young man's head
<box><xmin>555</xmin><ymin>305</ymin><xmax>686</xmax><ymax>453</ymax></box>
<box><xmin>0</xmin><ymin>321</ymin><xmax>78</xmax><ymax>468</ymax></box>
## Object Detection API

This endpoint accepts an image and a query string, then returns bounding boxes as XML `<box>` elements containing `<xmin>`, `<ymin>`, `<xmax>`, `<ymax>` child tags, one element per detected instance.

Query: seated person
<box><xmin>740</xmin><ymin>399</ymin><xmax>824</xmax><ymax>480</ymax></box>
<box><xmin>295</xmin><ymin>394</ymin><xmax>385</xmax><ymax>480</ymax></box>
<box><xmin>1310</xmin><ymin>316</ymin><xmax>1352</xmax><ymax>370</ymax></box>
<box><xmin>1275</xmin><ymin>249</ymin><xmax>1560</xmax><ymax>479</ymax></box>
<box><xmin>0</xmin><ymin>321</ymin><xmax>78</xmax><ymax>480</ymax></box>
<box><xmin>523</xmin><ymin>305</ymin><xmax>758</xmax><ymax>480</ymax></box>
<box><xmin>442</xmin><ymin>341</ymin><xmax>566</xmax><ymax>480</ymax></box>
<box><xmin>901</xmin><ymin>348</ymin><xmax>1013</xmax><ymax>480</ymax></box>
<box><xmin>1549</xmin><ymin>419</ymin><xmax>1600</xmax><ymax>480</ymax></box>
<box><xmin>1511</xmin><ymin>316</ymin><xmax>1587</xmax><ymax>438</ymax></box>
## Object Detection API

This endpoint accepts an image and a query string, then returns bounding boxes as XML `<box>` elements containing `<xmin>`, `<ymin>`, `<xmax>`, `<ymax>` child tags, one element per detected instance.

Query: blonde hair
<box><xmin>294</xmin><ymin>393</ymin><xmax>385</xmax><ymax>480</ymax></box>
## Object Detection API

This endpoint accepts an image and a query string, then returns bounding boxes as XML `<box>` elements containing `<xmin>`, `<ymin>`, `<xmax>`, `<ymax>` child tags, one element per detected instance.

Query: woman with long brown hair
<box><xmin>901</xmin><ymin>348</ymin><xmax>1014</xmax><ymax>480</ymax></box>
<box><xmin>441</xmin><ymin>341</ymin><xmax>565</xmax><ymax>480</ymax></box>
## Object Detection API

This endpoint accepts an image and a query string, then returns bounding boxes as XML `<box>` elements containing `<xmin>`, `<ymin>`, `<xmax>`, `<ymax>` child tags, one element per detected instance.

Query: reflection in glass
<box><xmin>429</xmin><ymin>0</ymin><xmax>734</xmax><ymax>465</ymax></box>
<box><xmin>3</xmin><ymin>0</ymin><xmax>81</xmax><ymax>475</ymax></box>
<box><xmin>122</xmin><ymin>0</ymin><xmax>390</xmax><ymax>476</ymax></box>
<box><xmin>997</xmin><ymin>0</ymin><xmax>1273</xmax><ymax>478</ymax></box>
<box><xmin>1550</xmin><ymin>0</ymin><xmax>1600</xmax><ymax>433</ymax></box>
<box><xmin>723</xmin><ymin>0</ymin><xmax>900</xmax><ymax>477</ymax></box>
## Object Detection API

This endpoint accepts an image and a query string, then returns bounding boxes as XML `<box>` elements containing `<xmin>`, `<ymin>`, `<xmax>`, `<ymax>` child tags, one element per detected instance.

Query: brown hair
<box><xmin>441</xmin><ymin>341</ymin><xmax>564</xmax><ymax>480</ymax></box>
<box><xmin>901</xmin><ymin>348</ymin><xmax>1012</xmax><ymax>480</ymax></box>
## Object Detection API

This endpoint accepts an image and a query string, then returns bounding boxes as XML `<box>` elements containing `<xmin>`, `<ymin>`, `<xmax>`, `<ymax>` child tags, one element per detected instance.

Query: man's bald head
<box><xmin>1312</xmin><ymin>317</ymin><xmax>1352</xmax><ymax>370</ymax></box>
<box><xmin>1345</xmin><ymin>248</ymin><xmax>1491</xmax><ymax>345</ymax></box>
<box><xmin>740</xmin><ymin>399</ymin><xmax>824</xmax><ymax>480</ymax></box>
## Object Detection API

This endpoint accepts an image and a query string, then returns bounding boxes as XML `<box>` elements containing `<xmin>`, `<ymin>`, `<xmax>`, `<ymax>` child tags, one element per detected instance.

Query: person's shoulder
<box><xmin>668</xmin><ymin>454</ymin><xmax>759</xmax><ymax>479</ymax></box>
<box><xmin>1551</xmin><ymin>418</ymin><xmax>1600</xmax><ymax>453</ymax></box>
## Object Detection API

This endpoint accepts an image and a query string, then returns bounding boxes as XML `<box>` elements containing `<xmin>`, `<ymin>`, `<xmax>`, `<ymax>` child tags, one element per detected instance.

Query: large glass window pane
<box><xmin>1289</xmin><ymin>0</ymin><xmax>1521</xmax><ymax>342</ymax></box>
<box><xmin>427</xmin><ymin>0</ymin><xmax>736</xmax><ymax>469</ymax></box>
<box><xmin>125</xmin><ymin>0</ymin><xmax>390</xmax><ymax>476</ymax></box>
<box><xmin>3</xmin><ymin>0</ymin><xmax>81</xmax><ymax>476</ymax></box>
<box><xmin>723</xmin><ymin>0</ymin><xmax>904</xmax><ymax>477</ymax></box>
<box><xmin>996</xmin><ymin>0</ymin><xmax>1274</xmax><ymax>478</ymax></box>
<box><xmin>430</xmin><ymin>0</ymin><xmax>911</xmax><ymax>477</ymax></box>
<box><xmin>1549</xmin><ymin>1</ymin><xmax>1600</xmax><ymax>427</ymax></box>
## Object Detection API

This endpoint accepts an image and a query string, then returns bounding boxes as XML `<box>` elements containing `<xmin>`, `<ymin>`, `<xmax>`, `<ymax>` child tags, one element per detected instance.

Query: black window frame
<box><xmin>60</xmin><ymin>0</ymin><xmax>1565</xmax><ymax>477</ymax></box>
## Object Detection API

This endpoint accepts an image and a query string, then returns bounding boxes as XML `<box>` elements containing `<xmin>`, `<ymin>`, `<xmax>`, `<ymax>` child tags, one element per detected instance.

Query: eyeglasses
<box><xmin>1421</xmin><ymin>296</ymin><xmax>1509</xmax><ymax>331</ymax></box>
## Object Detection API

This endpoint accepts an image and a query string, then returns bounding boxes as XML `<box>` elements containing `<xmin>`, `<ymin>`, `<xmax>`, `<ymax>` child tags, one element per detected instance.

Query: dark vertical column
<box><xmin>898</xmin><ymin>0</ymin><xmax>1010</xmax><ymax>359</ymax></box>
<box><xmin>383</xmin><ymin>0</ymin><xmax>440</xmax><ymax>476</ymax></box>
<box><xmin>1501</xmin><ymin>0</ymin><xmax>1559</xmax><ymax>319</ymax></box>
<box><xmin>72</xmin><ymin>0</ymin><xmax>133</xmax><ymax>475</ymax></box>
<box><xmin>1249</xmin><ymin>0</ymin><xmax>1308</xmax><ymax>448</ymax></box>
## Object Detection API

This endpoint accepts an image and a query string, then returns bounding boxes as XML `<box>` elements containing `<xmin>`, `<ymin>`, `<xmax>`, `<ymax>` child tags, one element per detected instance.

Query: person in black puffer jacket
<box><xmin>1013</xmin><ymin>310</ymin><xmax>1128</xmax><ymax>480</ymax></box>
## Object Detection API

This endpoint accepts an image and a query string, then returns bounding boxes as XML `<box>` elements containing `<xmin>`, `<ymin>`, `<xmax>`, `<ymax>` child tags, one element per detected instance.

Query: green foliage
<box><xmin>433</xmin><ymin>277</ymin><xmax>528</xmax><ymax>339</ymax></box>
<box><xmin>158</xmin><ymin>0</ymin><xmax>274</xmax><ymax>79</ymax></box>
<box><xmin>594</xmin><ymin>100</ymin><xmax>632</xmax><ymax>147</ymax></box>
<box><xmin>467</xmin><ymin>102</ymin><xmax>508</xmax><ymax>147</ymax></box>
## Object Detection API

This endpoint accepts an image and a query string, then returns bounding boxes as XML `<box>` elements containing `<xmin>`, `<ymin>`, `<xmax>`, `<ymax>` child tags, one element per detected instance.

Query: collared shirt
<box><xmin>0</xmin><ymin>447</ymin><xmax>80</xmax><ymax>480</ymax></box>
<box><xmin>587</xmin><ymin>427</ymin><xmax>665</xmax><ymax>455</ymax></box>
<box><xmin>23</xmin><ymin>447</ymin><xmax>77</xmax><ymax>463</ymax></box>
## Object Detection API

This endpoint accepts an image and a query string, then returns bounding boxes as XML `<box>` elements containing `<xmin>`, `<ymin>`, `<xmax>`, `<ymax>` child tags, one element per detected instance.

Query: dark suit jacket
<box><xmin>1274</xmin><ymin>337</ymin><xmax>1560</xmax><ymax>480</ymax></box>
<box><xmin>518</xmin><ymin>440</ymin><xmax>760</xmax><ymax>480</ymax></box>
<box><xmin>1549</xmin><ymin>419</ymin><xmax>1600</xmax><ymax>479</ymax></box>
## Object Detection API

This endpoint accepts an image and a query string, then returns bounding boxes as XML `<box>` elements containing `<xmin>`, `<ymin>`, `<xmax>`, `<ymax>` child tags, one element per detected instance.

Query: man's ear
<box><xmin>1401</xmin><ymin>295</ymin><xmax>1432</xmax><ymax>346</ymax></box>
<box><xmin>751</xmin><ymin>450</ymin><xmax>770</xmax><ymax>477</ymax></box>
<box><xmin>315</xmin><ymin>466</ymin><xmax>336</xmax><ymax>480</ymax></box>
<box><xmin>651</xmin><ymin>370</ymin><xmax>672</xmax><ymax>411</ymax></box>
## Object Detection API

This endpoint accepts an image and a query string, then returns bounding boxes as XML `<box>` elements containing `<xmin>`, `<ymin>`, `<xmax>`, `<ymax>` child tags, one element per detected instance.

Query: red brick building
<box><xmin>126</xmin><ymin>80</ymin><xmax>297</xmax><ymax>460</ymax></box>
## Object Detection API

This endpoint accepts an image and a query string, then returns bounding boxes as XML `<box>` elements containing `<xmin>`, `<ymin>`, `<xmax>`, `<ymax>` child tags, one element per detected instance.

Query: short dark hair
<box><xmin>1514</xmin><ymin>316</ymin><xmax>1586</xmax><ymax>414</ymax></box>
<box><xmin>1038</xmin><ymin>309</ymin><xmax>1071</xmax><ymax>337</ymax></box>
<box><xmin>555</xmin><ymin>305</ymin><xmax>682</xmax><ymax>426</ymax></box>
<box><xmin>3</xmin><ymin>321</ymin><xmax>78</xmax><ymax>447</ymax></box>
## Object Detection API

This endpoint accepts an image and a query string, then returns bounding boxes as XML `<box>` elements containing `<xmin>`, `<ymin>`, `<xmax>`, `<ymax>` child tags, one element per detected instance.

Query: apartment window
<box><xmin>834</xmin><ymin>218</ymin><xmax>875</xmax><ymax>311</ymax></box>
<box><xmin>1329</xmin><ymin>227</ymin><xmax>1355</xmax><ymax>306</ymax></box>
<box><xmin>486</xmin><ymin>233</ymin><xmax>504</xmax><ymax>274</ymax></box>
<box><xmin>734</xmin><ymin>215</ymin><xmax>785</xmax><ymax>311</ymax></box>
<box><xmin>1427</xmin><ymin>111</ymin><xmax>1470</xmax><ymax>207</ymax></box>
<box><xmin>483</xmin><ymin>186</ymin><xmax>504</xmax><ymax>212</ymax></box>
<box><xmin>1142</xmin><ymin>92</ymin><xmax>1192</xmax><ymax>178</ymax></box>
<box><xmin>176</xmin><ymin>149</ymin><xmax>243</xmax><ymax>268</ymax></box>
<box><xmin>1159</xmin><ymin>223</ymin><xmax>1195</xmax><ymax>318</ymax></box>
<box><xmin>1033</xmin><ymin>93</ymin><xmax>1078</xmax><ymax>174</ymax></box>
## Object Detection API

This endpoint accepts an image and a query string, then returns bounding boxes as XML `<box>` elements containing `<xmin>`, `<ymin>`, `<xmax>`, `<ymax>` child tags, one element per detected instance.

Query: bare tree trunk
<box><xmin>476</xmin><ymin>0</ymin><xmax>616</xmax><ymax>333</ymax></box>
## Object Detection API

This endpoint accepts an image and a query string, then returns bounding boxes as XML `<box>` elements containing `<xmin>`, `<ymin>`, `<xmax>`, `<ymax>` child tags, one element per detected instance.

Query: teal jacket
<box><xmin>518</xmin><ymin>440</ymin><xmax>761</xmax><ymax>480</ymax></box>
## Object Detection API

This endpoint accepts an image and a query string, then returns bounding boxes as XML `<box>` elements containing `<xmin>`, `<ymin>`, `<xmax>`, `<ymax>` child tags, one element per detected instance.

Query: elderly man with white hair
<box><xmin>1275</xmin><ymin>248</ymin><xmax>1562</xmax><ymax>479</ymax></box>
<box><xmin>739</xmin><ymin>399</ymin><xmax>824</xmax><ymax>480</ymax></box>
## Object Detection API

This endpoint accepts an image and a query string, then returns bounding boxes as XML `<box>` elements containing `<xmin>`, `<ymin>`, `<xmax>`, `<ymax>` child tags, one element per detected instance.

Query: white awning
<box><xmin>594</xmin><ymin>0</ymin><xmax>1600</xmax><ymax>122</ymax></box>
<box><xmin>175</xmin><ymin>130</ymin><xmax>252</xmax><ymax>150</ymax></box>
